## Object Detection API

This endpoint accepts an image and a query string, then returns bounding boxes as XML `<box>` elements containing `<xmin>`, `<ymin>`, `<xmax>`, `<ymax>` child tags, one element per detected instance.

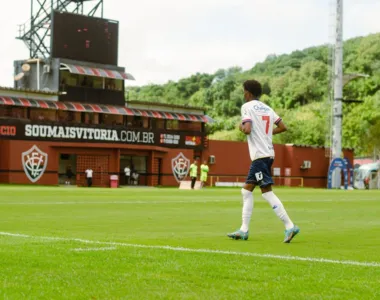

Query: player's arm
<box><xmin>273</xmin><ymin>120</ymin><xmax>287</xmax><ymax>135</ymax></box>
<box><xmin>239</xmin><ymin>121</ymin><xmax>252</xmax><ymax>135</ymax></box>
<box><xmin>240</xmin><ymin>105</ymin><xmax>252</xmax><ymax>135</ymax></box>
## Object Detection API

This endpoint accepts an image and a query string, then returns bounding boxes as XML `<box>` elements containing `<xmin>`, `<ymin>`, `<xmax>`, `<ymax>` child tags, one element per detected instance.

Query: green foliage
<box><xmin>126</xmin><ymin>33</ymin><xmax>380</xmax><ymax>156</ymax></box>
<box><xmin>343</xmin><ymin>91</ymin><xmax>380</xmax><ymax>154</ymax></box>
<box><xmin>272</xmin><ymin>102</ymin><xmax>328</xmax><ymax>146</ymax></box>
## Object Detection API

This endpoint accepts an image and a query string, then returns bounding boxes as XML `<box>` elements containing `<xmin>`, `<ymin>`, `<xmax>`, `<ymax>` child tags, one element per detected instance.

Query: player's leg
<box><xmin>200</xmin><ymin>175</ymin><xmax>206</xmax><ymax>188</ymax></box>
<box><xmin>241</xmin><ymin>182</ymin><xmax>255</xmax><ymax>231</ymax></box>
<box><xmin>191</xmin><ymin>177</ymin><xmax>196</xmax><ymax>189</ymax></box>
<box><xmin>259</xmin><ymin>158</ymin><xmax>300</xmax><ymax>243</ymax></box>
<box><xmin>227</xmin><ymin>161</ymin><xmax>256</xmax><ymax>240</ymax></box>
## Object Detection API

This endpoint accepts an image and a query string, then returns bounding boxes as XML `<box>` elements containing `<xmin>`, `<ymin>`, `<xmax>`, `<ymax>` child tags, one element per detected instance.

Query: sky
<box><xmin>0</xmin><ymin>0</ymin><xmax>379</xmax><ymax>87</ymax></box>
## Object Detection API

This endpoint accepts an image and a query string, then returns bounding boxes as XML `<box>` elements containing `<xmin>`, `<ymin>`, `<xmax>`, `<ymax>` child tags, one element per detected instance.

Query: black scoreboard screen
<box><xmin>51</xmin><ymin>11</ymin><xmax>119</xmax><ymax>65</ymax></box>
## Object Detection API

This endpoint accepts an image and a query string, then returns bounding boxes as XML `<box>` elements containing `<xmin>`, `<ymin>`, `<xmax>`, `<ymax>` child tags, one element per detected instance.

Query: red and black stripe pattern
<box><xmin>62</xmin><ymin>64</ymin><xmax>135</xmax><ymax>80</ymax></box>
<box><xmin>0</xmin><ymin>96</ymin><xmax>212</xmax><ymax>123</ymax></box>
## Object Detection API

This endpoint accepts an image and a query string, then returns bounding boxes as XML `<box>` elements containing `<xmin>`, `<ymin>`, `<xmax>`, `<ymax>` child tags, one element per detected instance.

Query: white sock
<box><xmin>240</xmin><ymin>188</ymin><xmax>253</xmax><ymax>232</ymax></box>
<box><xmin>262</xmin><ymin>191</ymin><xmax>294</xmax><ymax>230</ymax></box>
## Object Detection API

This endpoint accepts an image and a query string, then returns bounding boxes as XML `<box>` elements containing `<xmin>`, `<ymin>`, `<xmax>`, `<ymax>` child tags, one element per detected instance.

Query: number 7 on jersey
<box><xmin>262</xmin><ymin>116</ymin><xmax>270</xmax><ymax>135</ymax></box>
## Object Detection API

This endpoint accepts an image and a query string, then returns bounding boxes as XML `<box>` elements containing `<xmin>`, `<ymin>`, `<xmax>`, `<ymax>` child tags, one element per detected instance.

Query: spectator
<box><xmin>132</xmin><ymin>172</ymin><xmax>139</xmax><ymax>185</ymax></box>
<box><xmin>85</xmin><ymin>168</ymin><xmax>93</xmax><ymax>187</ymax></box>
<box><xmin>65</xmin><ymin>165</ymin><xmax>74</xmax><ymax>185</ymax></box>
<box><xmin>189</xmin><ymin>160</ymin><xmax>198</xmax><ymax>189</ymax></box>
<box><xmin>200</xmin><ymin>160</ymin><xmax>209</xmax><ymax>188</ymax></box>
<box><xmin>124</xmin><ymin>165</ymin><xmax>131</xmax><ymax>185</ymax></box>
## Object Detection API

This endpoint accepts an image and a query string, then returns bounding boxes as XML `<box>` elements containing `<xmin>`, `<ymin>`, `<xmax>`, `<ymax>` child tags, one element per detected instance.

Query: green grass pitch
<box><xmin>0</xmin><ymin>186</ymin><xmax>379</xmax><ymax>299</ymax></box>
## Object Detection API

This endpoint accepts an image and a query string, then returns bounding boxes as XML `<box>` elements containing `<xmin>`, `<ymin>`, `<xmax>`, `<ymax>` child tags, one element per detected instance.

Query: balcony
<box><xmin>59</xmin><ymin>85</ymin><xmax>125</xmax><ymax>106</ymax></box>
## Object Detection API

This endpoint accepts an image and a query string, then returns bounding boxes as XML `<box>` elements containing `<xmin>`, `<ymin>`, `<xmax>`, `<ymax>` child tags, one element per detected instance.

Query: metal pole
<box><xmin>30</xmin><ymin>0</ymin><xmax>34</xmax><ymax>58</ymax></box>
<box><xmin>331</xmin><ymin>0</ymin><xmax>343</xmax><ymax>187</ymax></box>
<box><xmin>37</xmin><ymin>59</ymin><xmax>40</xmax><ymax>90</ymax></box>
<box><xmin>332</xmin><ymin>0</ymin><xmax>343</xmax><ymax>160</ymax></box>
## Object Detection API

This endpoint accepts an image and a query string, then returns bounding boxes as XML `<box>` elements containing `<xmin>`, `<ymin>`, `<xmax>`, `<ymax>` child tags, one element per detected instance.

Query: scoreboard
<box><xmin>51</xmin><ymin>11</ymin><xmax>119</xmax><ymax>66</ymax></box>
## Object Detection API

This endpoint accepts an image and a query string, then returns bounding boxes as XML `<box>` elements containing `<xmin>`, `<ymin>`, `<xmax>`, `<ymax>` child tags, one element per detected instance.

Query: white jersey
<box><xmin>241</xmin><ymin>100</ymin><xmax>281</xmax><ymax>161</ymax></box>
<box><xmin>85</xmin><ymin>169</ymin><xmax>93</xmax><ymax>178</ymax></box>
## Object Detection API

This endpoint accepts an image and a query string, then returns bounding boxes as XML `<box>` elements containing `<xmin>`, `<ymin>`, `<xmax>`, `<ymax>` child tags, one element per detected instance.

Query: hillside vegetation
<box><xmin>126</xmin><ymin>33</ymin><xmax>380</xmax><ymax>156</ymax></box>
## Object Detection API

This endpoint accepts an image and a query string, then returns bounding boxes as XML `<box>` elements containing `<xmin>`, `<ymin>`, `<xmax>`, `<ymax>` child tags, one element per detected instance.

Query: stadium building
<box><xmin>0</xmin><ymin>86</ymin><xmax>213</xmax><ymax>187</ymax></box>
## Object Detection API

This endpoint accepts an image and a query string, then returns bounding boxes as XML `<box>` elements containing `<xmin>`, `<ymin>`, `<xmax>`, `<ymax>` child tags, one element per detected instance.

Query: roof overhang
<box><xmin>60</xmin><ymin>63</ymin><xmax>135</xmax><ymax>80</ymax></box>
<box><xmin>0</xmin><ymin>96</ymin><xmax>214</xmax><ymax>123</ymax></box>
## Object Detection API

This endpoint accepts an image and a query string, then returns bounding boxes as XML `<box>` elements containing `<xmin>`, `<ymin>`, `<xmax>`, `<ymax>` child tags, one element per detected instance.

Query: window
<box><xmin>100</xmin><ymin>113</ymin><xmax>123</xmax><ymax>126</ymax></box>
<box><xmin>151</xmin><ymin>119</ymin><xmax>165</xmax><ymax>130</ymax></box>
<box><xmin>104</xmin><ymin>79</ymin><xmax>123</xmax><ymax>91</ymax></box>
<box><xmin>166</xmin><ymin>120</ymin><xmax>179</xmax><ymax>130</ymax></box>
<box><xmin>0</xmin><ymin>106</ymin><xmax>11</xmax><ymax>117</ymax></box>
<box><xmin>0</xmin><ymin>106</ymin><xmax>27</xmax><ymax>119</ymax></box>
<box><xmin>57</xmin><ymin>110</ymin><xmax>70</xmax><ymax>122</ymax></box>
<box><xmin>126</xmin><ymin>116</ymin><xmax>144</xmax><ymax>128</ymax></box>
<box><xmin>83</xmin><ymin>112</ymin><xmax>99</xmax><ymax>125</ymax></box>
<box><xmin>93</xmin><ymin>77</ymin><xmax>103</xmax><ymax>89</ymax></box>
<box><xmin>132</xmin><ymin>156</ymin><xmax>147</xmax><ymax>174</ymax></box>
<box><xmin>142</xmin><ymin>117</ymin><xmax>149</xmax><ymax>129</ymax></box>
<box><xmin>126</xmin><ymin>116</ymin><xmax>133</xmax><ymax>127</ymax></box>
<box><xmin>72</xmin><ymin>111</ymin><xmax>81</xmax><ymax>123</ymax></box>
<box><xmin>30</xmin><ymin>108</ymin><xmax>56</xmax><ymax>121</ymax></box>
<box><xmin>60</xmin><ymin>71</ymin><xmax>78</xmax><ymax>88</ymax></box>
<box><xmin>78</xmin><ymin>75</ymin><xmax>94</xmax><ymax>88</ymax></box>
<box><xmin>179</xmin><ymin>121</ymin><xmax>201</xmax><ymax>131</ymax></box>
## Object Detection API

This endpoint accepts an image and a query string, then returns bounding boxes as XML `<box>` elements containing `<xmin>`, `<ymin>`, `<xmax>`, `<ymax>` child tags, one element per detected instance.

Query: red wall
<box><xmin>0</xmin><ymin>140</ymin><xmax>120</xmax><ymax>185</ymax></box>
<box><xmin>202</xmin><ymin>140</ymin><xmax>354</xmax><ymax>188</ymax></box>
<box><xmin>0</xmin><ymin>139</ymin><xmax>354</xmax><ymax>188</ymax></box>
<box><xmin>159</xmin><ymin>148</ymin><xmax>195</xmax><ymax>186</ymax></box>
<box><xmin>0</xmin><ymin>140</ymin><xmax>172</xmax><ymax>186</ymax></box>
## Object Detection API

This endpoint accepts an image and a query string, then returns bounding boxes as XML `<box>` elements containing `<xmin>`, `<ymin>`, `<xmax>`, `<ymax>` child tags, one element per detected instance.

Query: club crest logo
<box><xmin>22</xmin><ymin>145</ymin><xmax>48</xmax><ymax>183</ymax></box>
<box><xmin>171</xmin><ymin>152</ymin><xmax>190</xmax><ymax>183</ymax></box>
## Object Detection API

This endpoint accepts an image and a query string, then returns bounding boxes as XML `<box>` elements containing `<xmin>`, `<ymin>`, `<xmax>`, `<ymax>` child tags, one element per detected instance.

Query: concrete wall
<box><xmin>202</xmin><ymin>140</ymin><xmax>354</xmax><ymax>188</ymax></box>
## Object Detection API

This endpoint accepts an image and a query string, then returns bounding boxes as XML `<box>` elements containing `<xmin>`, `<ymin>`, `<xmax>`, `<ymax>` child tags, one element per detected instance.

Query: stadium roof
<box><xmin>0</xmin><ymin>86</ymin><xmax>60</xmax><ymax>96</ymax></box>
<box><xmin>0</xmin><ymin>96</ymin><xmax>213</xmax><ymax>123</ymax></box>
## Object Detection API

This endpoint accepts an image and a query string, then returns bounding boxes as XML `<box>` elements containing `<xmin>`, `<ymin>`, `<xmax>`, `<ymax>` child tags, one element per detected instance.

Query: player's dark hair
<box><xmin>243</xmin><ymin>80</ymin><xmax>262</xmax><ymax>98</ymax></box>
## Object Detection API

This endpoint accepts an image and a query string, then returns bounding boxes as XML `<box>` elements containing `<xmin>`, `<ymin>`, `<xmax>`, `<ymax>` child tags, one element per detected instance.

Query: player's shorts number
<box><xmin>255</xmin><ymin>171</ymin><xmax>263</xmax><ymax>181</ymax></box>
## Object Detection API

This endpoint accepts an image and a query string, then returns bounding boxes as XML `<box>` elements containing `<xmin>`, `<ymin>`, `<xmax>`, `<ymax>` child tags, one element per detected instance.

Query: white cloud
<box><xmin>0</xmin><ymin>0</ymin><xmax>378</xmax><ymax>87</ymax></box>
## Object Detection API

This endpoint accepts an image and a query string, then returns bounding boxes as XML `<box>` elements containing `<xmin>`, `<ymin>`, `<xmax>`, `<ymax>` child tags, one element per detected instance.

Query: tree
<box><xmin>125</xmin><ymin>33</ymin><xmax>380</xmax><ymax>156</ymax></box>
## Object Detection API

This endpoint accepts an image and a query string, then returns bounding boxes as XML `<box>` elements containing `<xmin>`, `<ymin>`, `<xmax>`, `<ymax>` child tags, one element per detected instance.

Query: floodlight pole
<box><xmin>330</xmin><ymin>0</ymin><xmax>344</xmax><ymax>188</ymax></box>
<box><xmin>332</xmin><ymin>0</ymin><xmax>343</xmax><ymax>162</ymax></box>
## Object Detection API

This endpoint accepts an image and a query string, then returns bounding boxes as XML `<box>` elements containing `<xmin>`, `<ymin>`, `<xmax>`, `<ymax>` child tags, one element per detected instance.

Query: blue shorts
<box><xmin>245</xmin><ymin>157</ymin><xmax>274</xmax><ymax>187</ymax></box>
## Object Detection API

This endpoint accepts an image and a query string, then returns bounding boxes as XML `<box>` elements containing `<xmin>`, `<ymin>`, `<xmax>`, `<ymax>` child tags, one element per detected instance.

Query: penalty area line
<box><xmin>0</xmin><ymin>231</ymin><xmax>379</xmax><ymax>268</ymax></box>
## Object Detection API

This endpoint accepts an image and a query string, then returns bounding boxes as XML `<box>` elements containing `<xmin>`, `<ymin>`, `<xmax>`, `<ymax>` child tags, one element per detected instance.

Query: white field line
<box><xmin>1</xmin><ymin>232</ymin><xmax>379</xmax><ymax>268</ymax></box>
<box><xmin>0</xmin><ymin>198</ymin><xmax>378</xmax><ymax>205</ymax></box>
<box><xmin>0</xmin><ymin>200</ymin><xmax>233</xmax><ymax>205</ymax></box>
<box><xmin>71</xmin><ymin>247</ymin><xmax>117</xmax><ymax>252</ymax></box>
